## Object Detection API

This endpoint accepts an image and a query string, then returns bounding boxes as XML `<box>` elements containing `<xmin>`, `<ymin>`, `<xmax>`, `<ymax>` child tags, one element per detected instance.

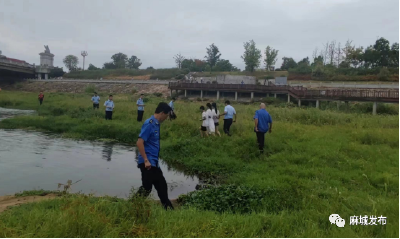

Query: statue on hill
<box><xmin>44</xmin><ymin>45</ymin><xmax>51</xmax><ymax>53</ymax></box>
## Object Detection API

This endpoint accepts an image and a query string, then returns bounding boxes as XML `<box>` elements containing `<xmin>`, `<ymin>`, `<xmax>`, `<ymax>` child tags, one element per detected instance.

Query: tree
<box><xmin>204</xmin><ymin>43</ymin><xmax>221</xmax><ymax>71</ymax></box>
<box><xmin>111</xmin><ymin>52</ymin><xmax>128</xmax><ymax>68</ymax></box>
<box><xmin>214</xmin><ymin>59</ymin><xmax>233</xmax><ymax>71</ymax></box>
<box><xmin>181</xmin><ymin>58</ymin><xmax>207</xmax><ymax>72</ymax></box>
<box><xmin>335</xmin><ymin>42</ymin><xmax>342</xmax><ymax>67</ymax></box>
<box><xmin>390</xmin><ymin>42</ymin><xmax>399</xmax><ymax>67</ymax></box>
<box><xmin>298</xmin><ymin>57</ymin><xmax>310</xmax><ymax>66</ymax></box>
<box><xmin>363</xmin><ymin>46</ymin><xmax>377</xmax><ymax>68</ymax></box>
<box><xmin>264</xmin><ymin>46</ymin><xmax>279</xmax><ymax>71</ymax></box>
<box><xmin>241</xmin><ymin>40</ymin><xmax>262</xmax><ymax>72</ymax></box>
<box><xmin>312</xmin><ymin>55</ymin><xmax>324</xmax><ymax>67</ymax></box>
<box><xmin>88</xmin><ymin>64</ymin><xmax>100</xmax><ymax>70</ymax></box>
<box><xmin>281</xmin><ymin>57</ymin><xmax>297</xmax><ymax>70</ymax></box>
<box><xmin>127</xmin><ymin>55</ymin><xmax>142</xmax><ymax>69</ymax></box>
<box><xmin>63</xmin><ymin>55</ymin><xmax>79</xmax><ymax>72</ymax></box>
<box><xmin>173</xmin><ymin>53</ymin><xmax>185</xmax><ymax>69</ymax></box>
<box><xmin>103</xmin><ymin>62</ymin><xmax>116</xmax><ymax>69</ymax></box>
<box><xmin>49</xmin><ymin>67</ymin><xmax>65</xmax><ymax>77</ymax></box>
<box><xmin>373</xmin><ymin>37</ymin><xmax>391</xmax><ymax>67</ymax></box>
<box><xmin>147</xmin><ymin>66</ymin><xmax>154</xmax><ymax>70</ymax></box>
<box><xmin>328</xmin><ymin>41</ymin><xmax>336</xmax><ymax>65</ymax></box>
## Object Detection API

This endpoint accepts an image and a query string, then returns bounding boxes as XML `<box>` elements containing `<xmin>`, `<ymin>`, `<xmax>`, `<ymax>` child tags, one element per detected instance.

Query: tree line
<box><xmin>62</xmin><ymin>53</ymin><xmax>144</xmax><ymax>72</ymax></box>
<box><xmin>62</xmin><ymin>37</ymin><xmax>398</xmax><ymax>77</ymax></box>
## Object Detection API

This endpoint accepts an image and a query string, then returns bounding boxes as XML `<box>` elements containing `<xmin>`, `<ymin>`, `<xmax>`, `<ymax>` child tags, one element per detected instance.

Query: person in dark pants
<box><xmin>220</xmin><ymin>100</ymin><xmax>236</xmax><ymax>136</ymax></box>
<box><xmin>91</xmin><ymin>92</ymin><xmax>100</xmax><ymax>109</ymax></box>
<box><xmin>135</xmin><ymin>102</ymin><xmax>174</xmax><ymax>210</ymax></box>
<box><xmin>104</xmin><ymin>95</ymin><xmax>114</xmax><ymax>120</ymax></box>
<box><xmin>137</xmin><ymin>94</ymin><xmax>145</xmax><ymax>122</ymax></box>
<box><xmin>38</xmin><ymin>92</ymin><xmax>44</xmax><ymax>105</ymax></box>
<box><xmin>254</xmin><ymin>103</ymin><xmax>273</xmax><ymax>154</ymax></box>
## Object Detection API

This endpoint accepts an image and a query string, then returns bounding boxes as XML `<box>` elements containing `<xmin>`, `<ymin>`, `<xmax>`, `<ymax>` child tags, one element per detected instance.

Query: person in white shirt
<box><xmin>212</xmin><ymin>102</ymin><xmax>221</xmax><ymax>137</ymax></box>
<box><xmin>199</xmin><ymin>106</ymin><xmax>208</xmax><ymax>137</ymax></box>
<box><xmin>206</xmin><ymin>103</ymin><xmax>215</xmax><ymax>136</ymax></box>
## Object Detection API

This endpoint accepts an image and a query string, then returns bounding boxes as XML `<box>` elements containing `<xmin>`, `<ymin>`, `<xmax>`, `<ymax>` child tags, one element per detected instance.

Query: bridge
<box><xmin>168</xmin><ymin>82</ymin><xmax>399</xmax><ymax>114</ymax></box>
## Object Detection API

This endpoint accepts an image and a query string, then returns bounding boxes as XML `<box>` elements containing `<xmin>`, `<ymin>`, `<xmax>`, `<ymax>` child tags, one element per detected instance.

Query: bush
<box><xmin>14</xmin><ymin>82</ymin><xmax>23</xmax><ymax>89</ymax></box>
<box><xmin>153</xmin><ymin>92</ymin><xmax>163</xmax><ymax>97</ymax></box>
<box><xmin>84</xmin><ymin>84</ymin><xmax>96</xmax><ymax>93</ymax></box>
<box><xmin>378</xmin><ymin>67</ymin><xmax>390</xmax><ymax>81</ymax></box>
<box><xmin>178</xmin><ymin>185</ymin><xmax>300</xmax><ymax>214</ymax></box>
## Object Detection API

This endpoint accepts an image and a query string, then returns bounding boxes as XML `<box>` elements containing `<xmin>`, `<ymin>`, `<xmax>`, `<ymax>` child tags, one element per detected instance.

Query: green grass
<box><xmin>0</xmin><ymin>90</ymin><xmax>398</xmax><ymax>237</ymax></box>
<box><xmin>14</xmin><ymin>189</ymin><xmax>61</xmax><ymax>197</ymax></box>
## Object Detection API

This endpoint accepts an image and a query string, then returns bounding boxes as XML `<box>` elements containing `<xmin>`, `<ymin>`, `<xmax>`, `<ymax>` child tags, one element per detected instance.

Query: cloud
<box><xmin>0</xmin><ymin>0</ymin><xmax>398</xmax><ymax>70</ymax></box>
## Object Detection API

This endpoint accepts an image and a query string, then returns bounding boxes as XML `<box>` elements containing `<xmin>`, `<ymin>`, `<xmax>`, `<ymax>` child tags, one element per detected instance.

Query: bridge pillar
<box><xmin>38</xmin><ymin>74</ymin><xmax>41</xmax><ymax>80</ymax></box>
<box><xmin>45</xmin><ymin>74</ymin><xmax>48</xmax><ymax>80</ymax></box>
<box><xmin>316</xmin><ymin>100</ymin><xmax>319</xmax><ymax>109</ymax></box>
<box><xmin>267</xmin><ymin>93</ymin><xmax>270</xmax><ymax>97</ymax></box>
<box><xmin>298</xmin><ymin>99</ymin><xmax>301</xmax><ymax>107</ymax></box>
<box><xmin>251</xmin><ymin>92</ymin><xmax>254</xmax><ymax>99</ymax></box>
<box><xmin>176</xmin><ymin>90</ymin><xmax>178</xmax><ymax>95</ymax></box>
<box><xmin>372</xmin><ymin>102</ymin><xmax>377</xmax><ymax>115</ymax></box>
<box><xmin>274</xmin><ymin>93</ymin><xmax>277</xmax><ymax>98</ymax></box>
<box><xmin>235</xmin><ymin>92</ymin><xmax>238</xmax><ymax>101</ymax></box>
<box><xmin>184</xmin><ymin>90</ymin><xmax>187</xmax><ymax>97</ymax></box>
<box><xmin>170</xmin><ymin>89</ymin><xmax>172</xmax><ymax>97</ymax></box>
<box><xmin>200</xmin><ymin>90</ymin><xmax>203</xmax><ymax>99</ymax></box>
<box><xmin>337</xmin><ymin>101</ymin><xmax>340</xmax><ymax>110</ymax></box>
<box><xmin>217</xmin><ymin>91</ymin><xmax>220</xmax><ymax>100</ymax></box>
<box><xmin>287</xmin><ymin>94</ymin><xmax>290</xmax><ymax>103</ymax></box>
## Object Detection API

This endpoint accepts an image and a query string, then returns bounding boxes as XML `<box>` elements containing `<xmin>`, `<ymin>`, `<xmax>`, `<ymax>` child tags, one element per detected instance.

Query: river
<box><xmin>0</xmin><ymin>107</ymin><xmax>199</xmax><ymax>199</ymax></box>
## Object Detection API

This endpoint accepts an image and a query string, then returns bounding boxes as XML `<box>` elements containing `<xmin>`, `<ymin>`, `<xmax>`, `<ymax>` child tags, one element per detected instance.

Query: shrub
<box><xmin>152</xmin><ymin>92</ymin><xmax>163</xmax><ymax>97</ymax></box>
<box><xmin>378</xmin><ymin>67</ymin><xmax>390</xmax><ymax>81</ymax></box>
<box><xmin>14</xmin><ymin>82</ymin><xmax>23</xmax><ymax>89</ymax></box>
<box><xmin>84</xmin><ymin>84</ymin><xmax>96</xmax><ymax>93</ymax></box>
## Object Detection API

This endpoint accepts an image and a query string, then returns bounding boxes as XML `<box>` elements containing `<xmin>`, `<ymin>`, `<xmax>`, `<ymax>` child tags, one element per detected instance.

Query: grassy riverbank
<box><xmin>0</xmin><ymin>91</ymin><xmax>398</xmax><ymax>237</ymax></box>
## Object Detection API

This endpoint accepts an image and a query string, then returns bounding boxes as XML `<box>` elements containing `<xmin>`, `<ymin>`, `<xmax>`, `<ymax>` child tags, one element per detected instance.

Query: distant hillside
<box><xmin>63</xmin><ymin>68</ymin><xmax>289</xmax><ymax>80</ymax></box>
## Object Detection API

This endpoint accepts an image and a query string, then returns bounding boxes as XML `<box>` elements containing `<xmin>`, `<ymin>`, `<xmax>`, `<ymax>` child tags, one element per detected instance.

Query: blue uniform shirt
<box><xmin>137</xmin><ymin>98</ymin><xmax>144</xmax><ymax>111</ymax></box>
<box><xmin>254</xmin><ymin>109</ymin><xmax>272</xmax><ymax>133</ymax></box>
<box><xmin>104</xmin><ymin>100</ymin><xmax>114</xmax><ymax>111</ymax></box>
<box><xmin>224</xmin><ymin>105</ymin><xmax>236</xmax><ymax>119</ymax></box>
<box><xmin>138</xmin><ymin>115</ymin><xmax>160</xmax><ymax>167</ymax></box>
<box><xmin>91</xmin><ymin>96</ymin><xmax>100</xmax><ymax>104</ymax></box>
<box><xmin>169</xmin><ymin>101</ymin><xmax>174</xmax><ymax>110</ymax></box>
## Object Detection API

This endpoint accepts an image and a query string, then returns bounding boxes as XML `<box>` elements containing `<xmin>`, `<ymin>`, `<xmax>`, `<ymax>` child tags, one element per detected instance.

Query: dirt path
<box><xmin>0</xmin><ymin>194</ymin><xmax>58</xmax><ymax>213</ymax></box>
<box><xmin>0</xmin><ymin>194</ymin><xmax>179</xmax><ymax>214</ymax></box>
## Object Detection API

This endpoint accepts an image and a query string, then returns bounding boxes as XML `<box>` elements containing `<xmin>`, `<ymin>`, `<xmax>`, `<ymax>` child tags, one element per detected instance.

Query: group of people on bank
<box><xmin>199</xmin><ymin>100</ymin><xmax>236</xmax><ymax>137</ymax></box>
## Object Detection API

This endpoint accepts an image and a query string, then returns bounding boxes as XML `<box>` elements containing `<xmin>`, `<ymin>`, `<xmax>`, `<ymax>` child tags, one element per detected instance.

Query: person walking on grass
<box><xmin>104</xmin><ymin>95</ymin><xmax>114</xmax><ymax>120</ymax></box>
<box><xmin>168</xmin><ymin>97</ymin><xmax>176</xmax><ymax>120</ymax></box>
<box><xmin>135</xmin><ymin>102</ymin><xmax>174</xmax><ymax>210</ymax></box>
<box><xmin>206</xmin><ymin>103</ymin><xmax>216</xmax><ymax>136</ymax></box>
<box><xmin>199</xmin><ymin>106</ymin><xmax>208</xmax><ymax>137</ymax></box>
<box><xmin>137</xmin><ymin>94</ymin><xmax>145</xmax><ymax>122</ymax></box>
<box><xmin>220</xmin><ymin>100</ymin><xmax>236</xmax><ymax>136</ymax></box>
<box><xmin>254</xmin><ymin>103</ymin><xmax>273</xmax><ymax>154</ymax></box>
<box><xmin>212</xmin><ymin>102</ymin><xmax>221</xmax><ymax>137</ymax></box>
<box><xmin>91</xmin><ymin>92</ymin><xmax>100</xmax><ymax>109</ymax></box>
<box><xmin>38</xmin><ymin>91</ymin><xmax>44</xmax><ymax>105</ymax></box>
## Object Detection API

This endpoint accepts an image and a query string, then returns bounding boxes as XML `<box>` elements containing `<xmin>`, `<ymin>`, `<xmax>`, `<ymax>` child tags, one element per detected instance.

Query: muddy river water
<box><xmin>0</xmin><ymin>107</ymin><xmax>199</xmax><ymax>199</ymax></box>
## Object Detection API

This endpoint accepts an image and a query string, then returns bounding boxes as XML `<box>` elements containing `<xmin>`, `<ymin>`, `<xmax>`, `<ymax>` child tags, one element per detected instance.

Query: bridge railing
<box><xmin>0</xmin><ymin>58</ymin><xmax>35</xmax><ymax>68</ymax></box>
<box><xmin>170</xmin><ymin>82</ymin><xmax>399</xmax><ymax>100</ymax></box>
<box><xmin>289</xmin><ymin>89</ymin><xmax>399</xmax><ymax>99</ymax></box>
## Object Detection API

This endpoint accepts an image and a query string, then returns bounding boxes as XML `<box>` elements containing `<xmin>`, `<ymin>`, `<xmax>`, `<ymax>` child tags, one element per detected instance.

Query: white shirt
<box><xmin>201</xmin><ymin>111</ymin><xmax>208</xmax><ymax>127</ymax></box>
<box><xmin>213</xmin><ymin>110</ymin><xmax>220</xmax><ymax>123</ymax></box>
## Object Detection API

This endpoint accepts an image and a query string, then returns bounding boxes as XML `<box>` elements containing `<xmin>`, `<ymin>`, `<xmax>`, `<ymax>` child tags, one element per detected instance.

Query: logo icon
<box><xmin>329</xmin><ymin>214</ymin><xmax>345</xmax><ymax>228</ymax></box>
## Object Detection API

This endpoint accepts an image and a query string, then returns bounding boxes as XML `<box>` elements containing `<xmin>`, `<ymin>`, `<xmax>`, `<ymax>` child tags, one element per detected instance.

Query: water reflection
<box><xmin>102</xmin><ymin>143</ymin><xmax>114</xmax><ymax>161</ymax></box>
<box><xmin>0</xmin><ymin>107</ymin><xmax>199</xmax><ymax>199</ymax></box>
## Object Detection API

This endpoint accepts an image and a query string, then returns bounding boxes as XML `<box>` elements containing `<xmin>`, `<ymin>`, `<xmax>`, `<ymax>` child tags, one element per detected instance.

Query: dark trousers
<box><xmin>137</xmin><ymin>110</ymin><xmax>144</xmax><ymax>122</ymax></box>
<box><xmin>223</xmin><ymin>119</ymin><xmax>233</xmax><ymax>134</ymax></box>
<box><xmin>93</xmin><ymin>103</ymin><xmax>99</xmax><ymax>109</ymax></box>
<box><xmin>136</xmin><ymin>163</ymin><xmax>174</xmax><ymax>210</ymax></box>
<box><xmin>39</xmin><ymin>99</ymin><xmax>43</xmax><ymax>105</ymax></box>
<box><xmin>105</xmin><ymin>111</ymin><xmax>113</xmax><ymax>120</ymax></box>
<box><xmin>256</xmin><ymin>132</ymin><xmax>266</xmax><ymax>152</ymax></box>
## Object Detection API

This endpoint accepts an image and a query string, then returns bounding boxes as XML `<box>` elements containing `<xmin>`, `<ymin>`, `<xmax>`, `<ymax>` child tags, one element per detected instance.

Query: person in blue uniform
<box><xmin>91</xmin><ymin>92</ymin><xmax>100</xmax><ymax>109</ymax></box>
<box><xmin>135</xmin><ymin>102</ymin><xmax>174</xmax><ymax>210</ymax></box>
<box><xmin>168</xmin><ymin>97</ymin><xmax>176</xmax><ymax>120</ymax></box>
<box><xmin>137</xmin><ymin>94</ymin><xmax>145</xmax><ymax>122</ymax></box>
<box><xmin>104</xmin><ymin>95</ymin><xmax>114</xmax><ymax>120</ymax></box>
<box><xmin>220</xmin><ymin>100</ymin><xmax>236</xmax><ymax>136</ymax></box>
<box><xmin>254</xmin><ymin>103</ymin><xmax>273</xmax><ymax>153</ymax></box>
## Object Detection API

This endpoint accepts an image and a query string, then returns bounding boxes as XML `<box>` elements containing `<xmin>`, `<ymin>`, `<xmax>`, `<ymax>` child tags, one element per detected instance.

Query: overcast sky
<box><xmin>0</xmin><ymin>0</ymin><xmax>398</xmax><ymax>70</ymax></box>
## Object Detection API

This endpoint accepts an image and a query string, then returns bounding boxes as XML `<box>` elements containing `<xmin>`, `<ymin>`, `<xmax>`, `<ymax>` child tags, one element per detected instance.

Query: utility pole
<box><xmin>81</xmin><ymin>51</ymin><xmax>88</xmax><ymax>70</ymax></box>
